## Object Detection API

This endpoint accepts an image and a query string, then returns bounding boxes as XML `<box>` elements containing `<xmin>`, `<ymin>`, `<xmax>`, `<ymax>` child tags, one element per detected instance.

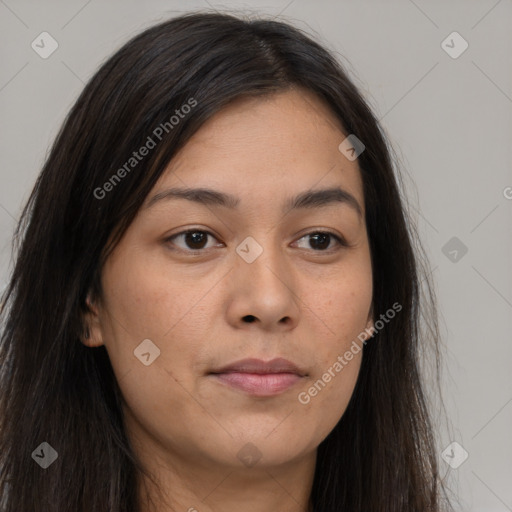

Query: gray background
<box><xmin>1</xmin><ymin>0</ymin><xmax>511</xmax><ymax>510</ymax></box>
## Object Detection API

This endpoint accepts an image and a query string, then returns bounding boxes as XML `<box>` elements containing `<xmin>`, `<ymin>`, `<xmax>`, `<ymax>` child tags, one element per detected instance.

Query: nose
<box><xmin>226</xmin><ymin>240</ymin><xmax>300</xmax><ymax>331</ymax></box>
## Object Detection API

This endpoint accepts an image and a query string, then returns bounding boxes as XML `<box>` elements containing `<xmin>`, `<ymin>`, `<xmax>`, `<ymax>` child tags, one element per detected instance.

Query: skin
<box><xmin>83</xmin><ymin>86</ymin><xmax>374</xmax><ymax>512</ymax></box>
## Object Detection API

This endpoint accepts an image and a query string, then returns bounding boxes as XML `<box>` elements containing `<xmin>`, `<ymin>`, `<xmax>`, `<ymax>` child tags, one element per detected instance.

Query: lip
<box><xmin>209</xmin><ymin>357</ymin><xmax>307</xmax><ymax>397</ymax></box>
<box><xmin>211</xmin><ymin>357</ymin><xmax>306</xmax><ymax>376</ymax></box>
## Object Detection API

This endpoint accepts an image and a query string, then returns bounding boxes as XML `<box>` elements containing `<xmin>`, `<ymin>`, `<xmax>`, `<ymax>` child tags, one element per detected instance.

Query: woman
<box><xmin>0</xmin><ymin>10</ymin><xmax>451</xmax><ymax>511</ymax></box>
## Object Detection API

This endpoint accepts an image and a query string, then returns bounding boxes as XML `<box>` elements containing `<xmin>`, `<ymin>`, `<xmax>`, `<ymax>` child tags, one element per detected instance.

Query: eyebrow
<box><xmin>145</xmin><ymin>186</ymin><xmax>363</xmax><ymax>218</ymax></box>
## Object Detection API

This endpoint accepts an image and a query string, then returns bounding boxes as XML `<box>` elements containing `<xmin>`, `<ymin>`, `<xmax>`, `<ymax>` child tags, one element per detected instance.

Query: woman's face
<box><xmin>86</xmin><ymin>87</ymin><xmax>373</xmax><ymax>474</ymax></box>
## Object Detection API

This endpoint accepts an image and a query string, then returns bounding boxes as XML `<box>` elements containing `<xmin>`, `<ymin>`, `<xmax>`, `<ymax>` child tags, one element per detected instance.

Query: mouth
<box><xmin>208</xmin><ymin>357</ymin><xmax>307</xmax><ymax>397</ymax></box>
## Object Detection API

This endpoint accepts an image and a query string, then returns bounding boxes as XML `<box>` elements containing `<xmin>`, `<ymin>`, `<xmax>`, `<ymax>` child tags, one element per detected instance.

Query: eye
<box><xmin>294</xmin><ymin>231</ymin><xmax>347</xmax><ymax>252</ymax></box>
<box><xmin>164</xmin><ymin>229</ymin><xmax>348</xmax><ymax>254</ymax></box>
<box><xmin>165</xmin><ymin>229</ymin><xmax>221</xmax><ymax>252</ymax></box>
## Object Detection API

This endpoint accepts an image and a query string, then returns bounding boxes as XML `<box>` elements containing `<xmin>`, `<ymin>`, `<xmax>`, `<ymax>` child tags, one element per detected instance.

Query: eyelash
<box><xmin>164</xmin><ymin>229</ymin><xmax>348</xmax><ymax>254</ymax></box>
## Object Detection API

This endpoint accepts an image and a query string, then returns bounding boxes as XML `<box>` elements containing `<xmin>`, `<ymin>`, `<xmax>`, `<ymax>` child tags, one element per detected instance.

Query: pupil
<box><xmin>186</xmin><ymin>231</ymin><xmax>207</xmax><ymax>249</ymax></box>
<box><xmin>311</xmin><ymin>233</ymin><xmax>329</xmax><ymax>250</ymax></box>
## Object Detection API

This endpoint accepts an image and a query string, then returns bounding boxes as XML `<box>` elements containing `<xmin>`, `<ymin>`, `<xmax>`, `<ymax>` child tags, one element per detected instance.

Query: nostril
<box><xmin>243</xmin><ymin>315</ymin><xmax>256</xmax><ymax>323</ymax></box>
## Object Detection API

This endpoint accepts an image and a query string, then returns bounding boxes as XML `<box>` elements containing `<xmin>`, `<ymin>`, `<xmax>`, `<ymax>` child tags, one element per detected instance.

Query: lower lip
<box><xmin>211</xmin><ymin>372</ymin><xmax>302</xmax><ymax>396</ymax></box>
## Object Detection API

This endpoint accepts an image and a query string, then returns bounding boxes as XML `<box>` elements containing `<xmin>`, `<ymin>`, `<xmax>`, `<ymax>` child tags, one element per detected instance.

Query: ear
<box><xmin>81</xmin><ymin>293</ymin><xmax>104</xmax><ymax>348</ymax></box>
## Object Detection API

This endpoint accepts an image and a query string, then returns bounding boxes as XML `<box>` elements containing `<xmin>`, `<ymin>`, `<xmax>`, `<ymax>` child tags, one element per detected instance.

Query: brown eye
<box><xmin>295</xmin><ymin>231</ymin><xmax>346</xmax><ymax>252</ymax></box>
<box><xmin>166</xmin><ymin>230</ymin><xmax>220</xmax><ymax>252</ymax></box>
<box><xmin>165</xmin><ymin>229</ymin><xmax>347</xmax><ymax>255</ymax></box>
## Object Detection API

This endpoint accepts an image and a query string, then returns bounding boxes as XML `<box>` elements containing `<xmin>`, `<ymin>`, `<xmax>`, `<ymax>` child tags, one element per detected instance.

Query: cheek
<box><xmin>296</xmin><ymin>317</ymin><xmax>364</xmax><ymax>446</ymax></box>
<box><xmin>294</xmin><ymin>263</ymin><xmax>371</xmax><ymax>437</ymax></box>
<box><xmin>303</xmin><ymin>353</ymin><xmax>361</xmax><ymax>445</ymax></box>
<box><xmin>98</xmin><ymin>253</ymin><xmax>204</xmax><ymax>398</ymax></box>
<box><xmin>99</xmin><ymin>248</ymin><xmax>226</xmax><ymax>388</ymax></box>
<box><xmin>311</xmin><ymin>267</ymin><xmax>372</xmax><ymax>347</ymax></box>
<box><xmin>101</xmin><ymin>250</ymin><xmax>204</xmax><ymax>341</ymax></box>
<box><xmin>99</xmin><ymin>260</ymin><xmax>212</xmax><ymax>446</ymax></box>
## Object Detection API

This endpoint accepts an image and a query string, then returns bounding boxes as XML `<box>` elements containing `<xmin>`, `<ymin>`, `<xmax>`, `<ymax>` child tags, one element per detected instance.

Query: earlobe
<box><xmin>81</xmin><ymin>318</ymin><xmax>104</xmax><ymax>348</ymax></box>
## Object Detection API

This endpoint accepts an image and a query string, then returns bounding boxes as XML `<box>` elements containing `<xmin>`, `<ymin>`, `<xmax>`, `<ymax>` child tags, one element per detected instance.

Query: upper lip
<box><xmin>210</xmin><ymin>357</ymin><xmax>306</xmax><ymax>376</ymax></box>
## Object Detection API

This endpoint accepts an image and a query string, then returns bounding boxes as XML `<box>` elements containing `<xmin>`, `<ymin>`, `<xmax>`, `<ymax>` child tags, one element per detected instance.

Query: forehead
<box><xmin>149</xmin><ymin>88</ymin><xmax>364</xmax><ymax>213</ymax></box>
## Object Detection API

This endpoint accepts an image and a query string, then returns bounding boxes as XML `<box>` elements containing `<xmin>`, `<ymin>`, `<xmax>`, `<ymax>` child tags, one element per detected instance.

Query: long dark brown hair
<box><xmin>0</xmin><ymin>10</ymin><xmax>451</xmax><ymax>511</ymax></box>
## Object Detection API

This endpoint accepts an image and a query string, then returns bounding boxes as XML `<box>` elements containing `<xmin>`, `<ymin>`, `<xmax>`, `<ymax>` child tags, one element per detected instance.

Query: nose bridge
<box><xmin>233</xmin><ymin>231</ymin><xmax>298</xmax><ymax>320</ymax></box>
<box><xmin>235</xmin><ymin>232</ymin><xmax>285</xmax><ymax>283</ymax></box>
